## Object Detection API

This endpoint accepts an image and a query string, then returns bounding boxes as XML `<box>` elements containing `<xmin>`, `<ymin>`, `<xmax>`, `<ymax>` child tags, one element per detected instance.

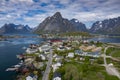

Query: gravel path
<box><xmin>103</xmin><ymin>46</ymin><xmax>120</xmax><ymax>79</ymax></box>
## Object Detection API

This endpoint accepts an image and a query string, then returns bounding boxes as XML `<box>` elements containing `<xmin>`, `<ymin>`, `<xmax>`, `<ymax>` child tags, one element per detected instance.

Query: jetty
<box><xmin>6</xmin><ymin>67</ymin><xmax>18</xmax><ymax>71</ymax></box>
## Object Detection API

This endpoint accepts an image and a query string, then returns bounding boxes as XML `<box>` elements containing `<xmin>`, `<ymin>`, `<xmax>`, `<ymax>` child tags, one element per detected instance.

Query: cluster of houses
<box><xmin>26</xmin><ymin>44</ymin><xmax>39</xmax><ymax>54</ymax></box>
<box><xmin>25</xmin><ymin>40</ymin><xmax>63</xmax><ymax>80</ymax></box>
<box><xmin>75</xmin><ymin>50</ymin><xmax>101</xmax><ymax>58</ymax></box>
<box><xmin>14</xmin><ymin>43</ymin><xmax>51</xmax><ymax>80</ymax></box>
<box><xmin>49</xmin><ymin>39</ymin><xmax>102</xmax><ymax>80</ymax></box>
<box><xmin>52</xmin><ymin>39</ymin><xmax>102</xmax><ymax>58</ymax></box>
<box><xmin>6</xmin><ymin>37</ymin><xmax>103</xmax><ymax>80</ymax></box>
<box><xmin>52</xmin><ymin>54</ymin><xmax>63</xmax><ymax>80</ymax></box>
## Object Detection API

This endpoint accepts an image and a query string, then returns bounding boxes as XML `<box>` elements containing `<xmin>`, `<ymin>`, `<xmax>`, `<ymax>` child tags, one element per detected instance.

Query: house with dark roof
<box><xmin>53</xmin><ymin>72</ymin><xmax>61</xmax><ymax>80</ymax></box>
<box><xmin>26</xmin><ymin>73</ymin><xmax>38</xmax><ymax>80</ymax></box>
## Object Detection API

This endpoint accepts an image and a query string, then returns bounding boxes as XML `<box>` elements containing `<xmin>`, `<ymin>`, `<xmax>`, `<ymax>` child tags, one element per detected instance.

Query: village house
<box><xmin>25</xmin><ymin>44</ymin><xmax>39</xmax><ymax>54</ymax></box>
<box><xmin>53</xmin><ymin>54</ymin><xmax>57</xmax><ymax>58</ymax></box>
<box><xmin>26</xmin><ymin>48</ymin><xmax>38</xmax><ymax>54</ymax></box>
<box><xmin>26</xmin><ymin>73</ymin><xmax>38</xmax><ymax>80</ymax></box>
<box><xmin>53</xmin><ymin>72</ymin><xmax>61</xmax><ymax>80</ymax></box>
<box><xmin>57</xmin><ymin>45</ymin><xmax>65</xmax><ymax>51</ymax></box>
<box><xmin>75</xmin><ymin>50</ymin><xmax>83</xmax><ymax>55</ymax></box>
<box><xmin>67</xmin><ymin>52</ymin><xmax>74</xmax><ymax>58</ymax></box>
<box><xmin>39</xmin><ymin>44</ymin><xmax>51</xmax><ymax>53</ymax></box>
<box><xmin>65</xmin><ymin>46</ymin><xmax>72</xmax><ymax>50</ymax></box>
<box><xmin>33</xmin><ymin>62</ymin><xmax>44</xmax><ymax>69</ymax></box>
<box><xmin>52</xmin><ymin>62</ymin><xmax>62</xmax><ymax>72</ymax></box>
<box><xmin>54</xmin><ymin>56</ymin><xmax>63</xmax><ymax>62</ymax></box>
<box><xmin>87</xmin><ymin>51</ymin><xmax>101</xmax><ymax>57</ymax></box>
<box><xmin>39</xmin><ymin>54</ymin><xmax>46</xmax><ymax>60</ymax></box>
<box><xmin>50</xmin><ymin>39</ymin><xmax>62</xmax><ymax>46</ymax></box>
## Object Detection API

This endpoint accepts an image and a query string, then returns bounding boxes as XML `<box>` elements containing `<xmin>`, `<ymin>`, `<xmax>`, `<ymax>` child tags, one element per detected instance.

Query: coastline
<box><xmin>108</xmin><ymin>43</ymin><xmax>120</xmax><ymax>47</ymax></box>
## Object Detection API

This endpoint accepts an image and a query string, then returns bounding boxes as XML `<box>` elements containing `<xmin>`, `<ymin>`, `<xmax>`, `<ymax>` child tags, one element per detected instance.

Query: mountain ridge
<box><xmin>0</xmin><ymin>12</ymin><xmax>120</xmax><ymax>35</ymax></box>
<box><xmin>34</xmin><ymin>12</ymin><xmax>87</xmax><ymax>33</ymax></box>
<box><xmin>0</xmin><ymin>23</ymin><xmax>32</xmax><ymax>34</ymax></box>
<box><xmin>90</xmin><ymin>17</ymin><xmax>120</xmax><ymax>34</ymax></box>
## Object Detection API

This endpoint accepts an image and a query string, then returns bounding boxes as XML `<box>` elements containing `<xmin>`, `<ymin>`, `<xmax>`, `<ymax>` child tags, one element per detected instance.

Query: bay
<box><xmin>0</xmin><ymin>34</ymin><xmax>43</xmax><ymax>80</ymax></box>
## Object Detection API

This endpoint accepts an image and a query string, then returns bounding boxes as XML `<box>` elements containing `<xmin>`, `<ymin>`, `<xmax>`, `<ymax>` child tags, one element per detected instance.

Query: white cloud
<box><xmin>10</xmin><ymin>0</ymin><xmax>34</xmax><ymax>3</ymax></box>
<box><xmin>0</xmin><ymin>0</ymin><xmax>120</xmax><ymax>28</ymax></box>
<box><xmin>6</xmin><ymin>15</ymin><xmax>12</xmax><ymax>18</ymax></box>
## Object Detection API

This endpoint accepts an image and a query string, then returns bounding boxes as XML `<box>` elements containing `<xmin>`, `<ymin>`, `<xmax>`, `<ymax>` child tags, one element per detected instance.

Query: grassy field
<box><xmin>59</xmin><ymin>32</ymin><xmax>91</xmax><ymax>37</ymax></box>
<box><xmin>56</xmin><ymin>62</ymin><xmax>119</xmax><ymax>80</ymax></box>
<box><xmin>106</xmin><ymin>47</ymin><xmax>116</xmax><ymax>55</ymax></box>
<box><xmin>106</xmin><ymin>47</ymin><xmax>120</xmax><ymax>57</ymax></box>
<box><xmin>111</xmin><ymin>50</ymin><xmax>120</xmax><ymax>57</ymax></box>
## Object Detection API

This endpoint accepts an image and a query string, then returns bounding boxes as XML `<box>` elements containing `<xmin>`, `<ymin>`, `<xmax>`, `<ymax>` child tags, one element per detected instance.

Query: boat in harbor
<box><xmin>6</xmin><ymin>67</ymin><xmax>18</xmax><ymax>71</ymax></box>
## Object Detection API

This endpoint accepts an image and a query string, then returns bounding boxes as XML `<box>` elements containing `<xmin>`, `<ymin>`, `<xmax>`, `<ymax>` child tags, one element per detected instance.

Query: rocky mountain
<box><xmin>35</xmin><ymin>12</ymin><xmax>87</xmax><ymax>33</ymax></box>
<box><xmin>90</xmin><ymin>17</ymin><xmax>120</xmax><ymax>34</ymax></box>
<box><xmin>0</xmin><ymin>23</ymin><xmax>32</xmax><ymax>34</ymax></box>
<box><xmin>70</xmin><ymin>19</ymin><xmax>87</xmax><ymax>32</ymax></box>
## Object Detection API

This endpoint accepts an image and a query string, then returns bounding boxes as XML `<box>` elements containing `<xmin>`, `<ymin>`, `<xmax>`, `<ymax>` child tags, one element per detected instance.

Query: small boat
<box><xmin>6</xmin><ymin>67</ymin><xmax>18</xmax><ymax>71</ymax></box>
<box><xmin>18</xmin><ymin>62</ymin><xmax>23</xmax><ymax>65</ymax></box>
<box><xmin>14</xmin><ymin>64</ymin><xmax>21</xmax><ymax>68</ymax></box>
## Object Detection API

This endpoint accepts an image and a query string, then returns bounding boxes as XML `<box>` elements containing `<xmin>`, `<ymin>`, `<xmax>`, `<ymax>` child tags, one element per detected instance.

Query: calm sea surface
<box><xmin>0</xmin><ymin>34</ymin><xmax>43</xmax><ymax>80</ymax></box>
<box><xmin>89</xmin><ymin>37</ymin><xmax>120</xmax><ymax>43</ymax></box>
<box><xmin>0</xmin><ymin>35</ymin><xmax>120</xmax><ymax>80</ymax></box>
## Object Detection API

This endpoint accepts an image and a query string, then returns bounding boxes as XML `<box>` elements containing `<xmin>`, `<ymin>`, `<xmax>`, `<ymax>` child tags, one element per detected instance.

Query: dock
<box><xmin>6</xmin><ymin>68</ymin><xmax>18</xmax><ymax>71</ymax></box>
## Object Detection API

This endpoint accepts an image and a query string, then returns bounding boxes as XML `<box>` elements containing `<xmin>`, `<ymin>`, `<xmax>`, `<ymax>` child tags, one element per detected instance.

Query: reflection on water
<box><xmin>0</xmin><ymin>38</ymin><xmax>41</xmax><ymax>47</ymax></box>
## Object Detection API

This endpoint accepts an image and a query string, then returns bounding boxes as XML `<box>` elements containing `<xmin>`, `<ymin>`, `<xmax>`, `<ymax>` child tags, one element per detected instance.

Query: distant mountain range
<box><xmin>0</xmin><ymin>23</ymin><xmax>32</xmax><ymax>34</ymax></box>
<box><xmin>35</xmin><ymin>12</ymin><xmax>120</xmax><ymax>34</ymax></box>
<box><xmin>0</xmin><ymin>12</ymin><xmax>120</xmax><ymax>35</ymax></box>
<box><xmin>90</xmin><ymin>17</ymin><xmax>120</xmax><ymax>34</ymax></box>
<box><xmin>34</xmin><ymin>12</ymin><xmax>87</xmax><ymax>33</ymax></box>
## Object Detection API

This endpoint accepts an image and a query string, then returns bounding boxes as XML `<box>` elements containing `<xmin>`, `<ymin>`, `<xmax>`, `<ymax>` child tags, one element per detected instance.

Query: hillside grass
<box><xmin>57</xmin><ymin>62</ymin><xmax>119</xmax><ymax>80</ymax></box>
<box><xmin>106</xmin><ymin>47</ymin><xmax>120</xmax><ymax>57</ymax></box>
<box><xmin>59</xmin><ymin>32</ymin><xmax>91</xmax><ymax>37</ymax></box>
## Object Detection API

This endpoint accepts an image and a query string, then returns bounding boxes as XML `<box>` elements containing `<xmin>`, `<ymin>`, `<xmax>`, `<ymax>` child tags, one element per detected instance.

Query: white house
<box><xmin>55</xmin><ymin>56</ymin><xmax>63</xmax><ymax>62</ymax></box>
<box><xmin>26</xmin><ymin>74</ymin><xmax>37</xmax><ymax>80</ymax></box>
<box><xmin>52</xmin><ymin>62</ymin><xmax>62</xmax><ymax>72</ymax></box>
<box><xmin>53</xmin><ymin>72</ymin><xmax>61</xmax><ymax>80</ymax></box>
<box><xmin>26</xmin><ymin>74</ymin><xmax>38</xmax><ymax>80</ymax></box>
<box><xmin>39</xmin><ymin>45</ymin><xmax>50</xmax><ymax>53</ymax></box>
<box><xmin>53</xmin><ymin>54</ymin><xmax>57</xmax><ymax>58</ymax></box>
<box><xmin>67</xmin><ymin>52</ymin><xmax>74</xmax><ymax>58</ymax></box>
<box><xmin>53</xmin><ymin>77</ymin><xmax>61</xmax><ymax>80</ymax></box>
<box><xmin>57</xmin><ymin>45</ymin><xmax>65</xmax><ymax>51</ymax></box>
<box><xmin>26</xmin><ymin>76</ymin><xmax>33</xmax><ymax>80</ymax></box>
<box><xmin>26</xmin><ymin>48</ymin><xmax>38</xmax><ymax>54</ymax></box>
<box><xmin>83</xmin><ymin>40</ymin><xmax>89</xmax><ymax>43</ymax></box>
<box><xmin>65</xmin><ymin>46</ymin><xmax>71</xmax><ymax>50</ymax></box>
<box><xmin>39</xmin><ymin>54</ymin><xmax>46</xmax><ymax>60</ymax></box>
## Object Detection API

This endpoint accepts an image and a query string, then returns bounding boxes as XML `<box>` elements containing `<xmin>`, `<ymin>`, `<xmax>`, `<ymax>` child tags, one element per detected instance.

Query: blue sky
<box><xmin>0</xmin><ymin>0</ymin><xmax>120</xmax><ymax>28</ymax></box>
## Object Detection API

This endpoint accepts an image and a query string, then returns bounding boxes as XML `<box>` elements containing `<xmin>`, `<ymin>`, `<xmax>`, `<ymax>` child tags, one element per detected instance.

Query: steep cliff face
<box><xmin>35</xmin><ymin>12</ymin><xmax>87</xmax><ymax>33</ymax></box>
<box><xmin>70</xmin><ymin>19</ymin><xmax>87</xmax><ymax>32</ymax></box>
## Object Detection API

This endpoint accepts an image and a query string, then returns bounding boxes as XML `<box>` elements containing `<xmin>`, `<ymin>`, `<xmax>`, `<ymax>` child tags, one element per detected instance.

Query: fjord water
<box><xmin>89</xmin><ymin>37</ymin><xmax>120</xmax><ymax>43</ymax></box>
<box><xmin>0</xmin><ymin>34</ymin><xmax>43</xmax><ymax>80</ymax></box>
